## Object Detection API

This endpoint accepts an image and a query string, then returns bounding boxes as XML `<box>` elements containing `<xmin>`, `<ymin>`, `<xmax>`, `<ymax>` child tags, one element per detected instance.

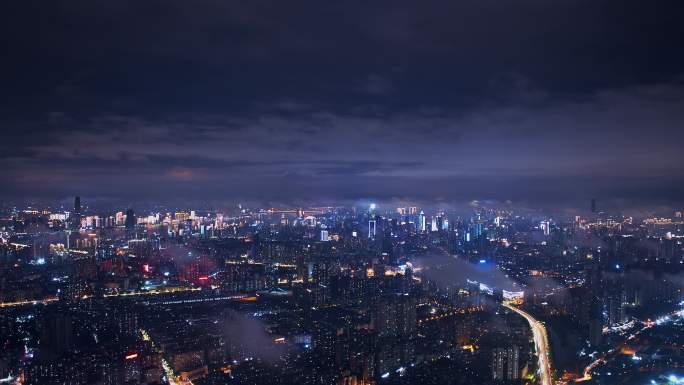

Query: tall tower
<box><xmin>368</xmin><ymin>220</ymin><xmax>376</xmax><ymax>239</ymax></box>
<box><xmin>492</xmin><ymin>346</ymin><xmax>519</xmax><ymax>380</ymax></box>
<box><xmin>70</xmin><ymin>196</ymin><xmax>82</xmax><ymax>229</ymax></box>
<box><xmin>540</xmin><ymin>220</ymin><xmax>550</xmax><ymax>236</ymax></box>
<box><xmin>74</xmin><ymin>196</ymin><xmax>81</xmax><ymax>215</ymax></box>
<box><xmin>418</xmin><ymin>211</ymin><xmax>426</xmax><ymax>232</ymax></box>
<box><xmin>125</xmin><ymin>208</ymin><xmax>136</xmax><ymax>231</ymax></box>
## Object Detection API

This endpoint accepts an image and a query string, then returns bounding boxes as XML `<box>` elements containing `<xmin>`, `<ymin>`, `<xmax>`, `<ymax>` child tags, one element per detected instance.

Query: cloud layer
<box><xmin>2</xmin><ymin>0</ymin><xmax>683</xmax><ymax>208</ymax></box>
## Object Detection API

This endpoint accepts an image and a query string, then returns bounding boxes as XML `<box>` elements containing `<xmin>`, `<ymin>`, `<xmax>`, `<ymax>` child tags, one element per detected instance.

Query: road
<box><xmin>574</xmin><ymin>307</ymin><xmax>684</xmax><ymax>383</ymax></box>
<box><xmin>503</xmin><ymin>303</ymin><xmax>553</xmax><ymax>385</ymax></box>
<box><xmin>141</xmin><ymin>328</ymin><xmax>193</xmax><ymax>385</ymax></box>
<box><xmin>0</xmin><ymin>297</ymin><xmax>58</xmax><ymax>308</ymax></box>
<box><xmin>0</xmin><ymin>286</ymin><xmax>253</xmax><ymax>311</ymax></box>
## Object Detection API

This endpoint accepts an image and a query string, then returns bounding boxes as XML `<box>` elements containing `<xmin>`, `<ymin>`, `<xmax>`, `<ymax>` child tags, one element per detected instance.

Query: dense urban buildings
<box><xmin>1</xmin><ymin>200</ymin><xmax>683</xmax><ymax>384</ymax></box>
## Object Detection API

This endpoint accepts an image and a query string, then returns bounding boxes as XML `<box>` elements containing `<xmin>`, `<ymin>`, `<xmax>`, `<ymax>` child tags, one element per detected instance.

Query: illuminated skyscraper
<box><xmin>418</xmin><ymin>211</ymin><xmax>426</xmax><ymax>232</ymax></box>
<box><xmin>115</xmin><ymin>211</ymin><xmax>124</xmax><ymax>226</ymax></box>
<box><xmin>472</xmin><ymin>221</ymin><xmax>484</xmax><ymax>238</ymax></box>
<box><xmin>368</xmin><ymin>220</ymin><xmax>376</xmax><ymax>239</ymax></box>
<box><xmin>492</xmin><ymin>346</ymin><xmax>519</xmax><ymax>380</ymax></box>
<box><xmin>540</xmin><ymin>220</ymin><xmax>550</xmax><ymax>236</ymax></box>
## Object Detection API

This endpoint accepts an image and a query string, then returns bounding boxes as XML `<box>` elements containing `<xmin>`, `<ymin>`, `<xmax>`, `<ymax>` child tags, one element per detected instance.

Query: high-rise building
<box><xmin>125</xmin><ymin>208</ymin><xmax>136</xmax><ymax>231</ymax></box>
<box><xmin>375</xmin><ymin>294</ymin><xmax>416</xmax><ymax>339</ymax></box>
<box><xmin>70</xmin><ymin>196</ymin><xmax>83</xmax><ymax>229</ymax></box>
<box><xmin>74</xmin><ymin>196</ymin><xmax>81</xmax><ymax>215</ymax></box>
<box><xmin>472</xmin><ymin>221</ymin><xmax>484</xmax><ymax>238</ymax></box>
<box><xmin>588</xmin><ymin>318</ymin><xmax>603</xmax><ymax>347</ymax></box>
<box><xmin>115</xmin><ymin>211</ymin><xmax>124</xmax><ymax>226</ymax></box>
<box><xmin>320</xmin><ymin>230</ymin><xmax>329</xmax><ymax>242</ymax></box>
<box><xmin>492</xmin><ymin>348</ymin><xmax>505</xmax><ymax>381</ymax></box>
<box><xmin>540</xmin><ymin>220</ymin><xmax>550</xmax><ymax>236</ymax></box>
<box><xmin>605</xmin><ymin>289</ymin><xmax>626</xmax><ymax>326</ymax></box>
<box><xmin>417</xmin><ymin>211</ymin><xmax>426</xmax><ymax>232</ymax></box>
<box><xmin>506</xmin><ymin>346</ymin><xmax>520</xmax><ymax>380</ymax></box>
<box><xmin>492</xmin><ymin>346</ymin><xmax>519</xmax><ymax>381</ymax></box>
<box><xmin>368</xmin><ymin>220</ymin><xmax>376</xmax><ymax>239</ymax></box>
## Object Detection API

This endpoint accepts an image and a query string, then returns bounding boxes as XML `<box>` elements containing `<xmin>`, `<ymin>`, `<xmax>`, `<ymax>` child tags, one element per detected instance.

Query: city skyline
<box><xmin>2</xmin><ymin>199</ymin><xmax>683</xmax><ymax>385</ymax></box>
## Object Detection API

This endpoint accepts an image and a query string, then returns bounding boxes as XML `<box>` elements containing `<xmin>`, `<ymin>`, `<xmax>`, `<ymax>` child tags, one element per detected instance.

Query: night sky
<box><xmin>3</xmin><ymin>0</ymin><xmax>684</xmax><ymax>208</ymax></box>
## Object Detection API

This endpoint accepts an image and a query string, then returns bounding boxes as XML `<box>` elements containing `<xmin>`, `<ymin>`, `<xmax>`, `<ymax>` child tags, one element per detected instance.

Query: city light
<box><xmin>2</xmin><ymin>199</ymin><xmax>683</xmax><ymax>385</ymax></box>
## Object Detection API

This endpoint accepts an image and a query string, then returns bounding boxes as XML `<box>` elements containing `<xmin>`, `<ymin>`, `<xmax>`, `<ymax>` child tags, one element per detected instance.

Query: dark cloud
<box><xmin>359</xmin><ymin>74</ymin><xmax>395</xmax><ymax>96</ymax></box>
<box><xmin>1</xmin><ymin>0</ymin><xmax>683</xmax><ymax>208</ymax></box>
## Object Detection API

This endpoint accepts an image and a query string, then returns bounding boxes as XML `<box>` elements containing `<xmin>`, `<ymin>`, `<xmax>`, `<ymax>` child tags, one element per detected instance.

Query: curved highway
<box><xmin>503</xmin><ymin>303</ymin><xmax>553</xmax><ymax>385</ymax></box>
